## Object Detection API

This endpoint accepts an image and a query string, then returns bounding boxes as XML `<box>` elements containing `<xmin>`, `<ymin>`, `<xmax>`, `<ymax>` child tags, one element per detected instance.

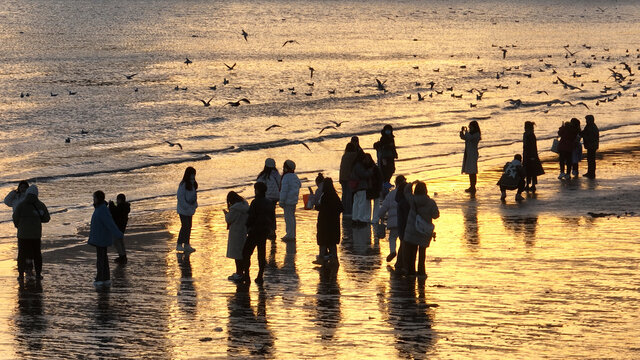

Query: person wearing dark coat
<box><xmin>557</xmin><ymin>120</ymin><xmax>579</xmax><ymax>180</ymax></box>
<box><xmin>315</xmin><ymin>178</ymin><xmax>344</xmax><ymax>264</ymax></box>
<box><xmin>394</xmin><ymin>176</ymin><xmax>409</xmax><ymax>271</ymax></box>
<box><xmin>581</xmin><ymin>114</ymin><xmax>599</xmax><ymax>179</ymax></box>
<box><xmin>109</xmin><ymin>193</ymin><xmax>131</xmax><ymax>264</ymax></box>
<box><xmin>242</xmin><ymin>182</ymin><xmax>276</xmax><ymax>285</ymax></box>
<box><xmin>339</xmin><ymin>143</ymin><xmax>358</xmax><ymax>216</ymax></box>
<box><xmin>89</xmin><ymin>190</ymin><xmax>124</xmax><ymax>287</ymax></box>
<box><xmin>497</xmin><ymin>154</ymin><xmax>526</xmax><ymax>202</ymax></box>
<box><xmin>13</xmin><ymin>185</ymin><xmax>50</xmax><ymax>280</ymax></box>
<box><xmin>401</xmin><ymin>181</ymin><xmax>439</xmax><ymax>277</ymax></box>
<box><xmin>350</xmin><ymin>152</ymin><xmax>375</xmax><ymax>226</ymax></box>
<box><xmin>373</xmin><ymin>124</ymin><xmax>399</xmax><ymax>183</ymax></box>
<box><xmin>522</xmin><ymin>121</ymin><xmax>544</xmax><ymax>192</ymax></box>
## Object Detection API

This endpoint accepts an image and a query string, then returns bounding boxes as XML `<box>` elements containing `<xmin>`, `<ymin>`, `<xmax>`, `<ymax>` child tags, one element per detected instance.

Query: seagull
<box><xmin>308</xmin><ymin>67</ymin><xmax>315</xmax><ymax>79</ymax></box>
<box><xmin>224</xmin><ymin>63</ymin><xmax>237</xmax><ymax>70</ymax></box>
<box><xmin>265</xmin><ymin>124</ymin><xmax>281</xmax><ymax>131</ymax></box>
<box><xmin>209</xmin><ymin>85</ymin><xmax>217</xmax><ymax>90</ymax></box>
<box><xmin>184</xmin><ymin>57</ymin><xmax>192</xmax><ymax>65</ymax></box>
<box><xmin>297</xmin><ymin>141</ymin><xmax>311</xmax><ymax>151</ymax></box>
<box><xmin>307</xmin><ymin>82</ymin><xmax>314</xmax><ymax>87</ymax></box>
<box><xmin>502</xmin><ymin>48</ymin><xmax>507</xmax><ymax>59</ymax></box>
<box><xmin>417</xmin><ymin>92</ymin><xmax>425</xmax><ymax>101</ymax></box>
<box><xmin>241</xmin><ymin>29</ymin><xmax>248</xmax><ymax>41</ymax></box>
<box><xmin>65</xmin><ymin>137</ymin><xmax>71</xmax><ymax>143</ymax></box>
<box><xmin>282</xmin><ymin>40</ymin><xmax>299</xmax><ymax>47</ymax></box>
<box><xmin>428</xmin><ymin>81</ymin><xmax>435</xmax><ymax>89</ymax></box>
<box><xmin>124</xmin><ymin>73</ymin><xmax>137</xmax><ymax>80</ymax></box>
<box><xmin>224</xmin><ymin>98</ymin><xmax>250</xmax><ymax>107</ymax></box>
<box><xmin>319</xmin><ymin>125</ymin><xmax>336</xmax><ymax>134</ymax></box>
<box><xmin>556</xmin><ymin>76</ymin><xmax>581</xmax><ymax>90</ymax></box>
<box><xmin>327</xmin><ymin>89</ymin><xmax>336</xmax><ymax>95</ymax></box>
<box><xmin>375</xmin><ymin>78</ymin><xmax>386</xmax><ymax>91</ymax></box>
<box><xmin>200</xmin><ymin>97</ymin><xmax>214</xmax><ymax>107</ymax></box>
<box><xmin>165</xmin><ymin>141</ymin><xmax>183</xmax><ymax>150</ymax></box>
<box><xmin>67</xmin><ymin>90</ymin><xmax>77</xmax><ymax>95</ymax></box>
<box><xmin>620</xmin><ymin>62</ymin><xmax>634</xmax><ymax>75</ymax></box>
<box><xmin>51</xmin><ymin>92</ymin><xmax>58</xmax><ymax>97</ymax></box>
<box><xmin>80</xmin><ymin>129</ymin><xmax>89</xmax><ymax>134</ymax></box>
<box><xmin>329</xmin><ymin>120</ymin><xmax>348</xmax><ymax>127</ymax></box>
<box><xmin>563</xmin><ymin>47</ymin><xmax>579</xmax><ymax>57</ymax></box>
<box><xmin>223</xmin><ymin>78</ymin><xmax>229</xmax><ymax>85</ymax></box>
<box><xmin>535</xmin><ymin>90</ymin><xmax>549</xmax><ymax>95</ymax></box>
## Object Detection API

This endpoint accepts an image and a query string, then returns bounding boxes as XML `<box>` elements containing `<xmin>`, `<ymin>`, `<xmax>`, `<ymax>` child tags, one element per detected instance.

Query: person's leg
<box><xmin>33</xmin><ymin>239</ymin><xmax>42</xmax><ymax>278</ymax></box>
<box><xmin>388</xmin><ymin>228</ymin><xmax>398</xmax><ymax>256</ymax></box>
<box><xmin>283</xmin><ymin>205</ymin><xmax>296</xmax><ymax>240</ymax></box>
<box><xmin>500</xmin><ymin>185</ymin><xmax>507</xmax><ymax>201</ymax></box>
<box><xmin>417</xmin><ymin>246</ymin><xmax>426</xmax><ymax>276</ymax></box>
<box><xmin>242</xmin><ymin>238</ymin><xmax>257</xmax><ymax>281</ymax></box>
<box><xmin>352</xmin><ymin>191</ymin><xmax>364</xmax><ymax>222</ymax></box>
<box><xmin>395</xmin><ymin>240</ymin><xmax>405</xmax><ymax>269</ymax></box>
<box><xmin>17</xmin><ymin>238</ymin><xmax>26</xmax><ymax>278</ymax></box>
<box><xmin>341</xmin><ymin>182</ymin><xmax>352</xmax><ymax>216</ymax></box>
<box><xmin>403</xmin><ymin>243</ymin><xmax>418</xmax><ymax>275</ymax></box>
<box><xmin>256</xmin><ymin>239</ymin><xmax>267</xmax><ymax>282</ymax></box>
<box><xmin>235</xmin><ymin>259</ymin><xmax>243</xmax><ymax>276</ymax></box>
<box><xmin>586</xmin><ymin>148</ymin><xmax>596</xmax><ymax>177</ymax></box>
<box><xmin>179</xmin><ymin>215</ymin><xmax>193</xmax><ymax>245</ymax></box>
<box><xmin>96</xmin><ymin>246</ymin><xmax>109</xmax><ymax>281</ymax></box>
<box><xmin>559</xmin><ymin>152</ymin><xmax>566</xmax><ymax>176</ymax></box>
<box><xmin>516</xmin><ymin>179</ymin><xmax>525</xmax><ymax>201</ymax></box>
<box><xmin>114</xmin><ymin>236</ymin><xmax>126</xmax><ymax>257</ymax></box>
<box><xmin>469</xmin><ymin>174</ymin><xmax>477</xmax><ymax>192</ymax></box>
<box><xmin>328</xmin><ymin>244</ymin><xmax>337</xmax><ymax>257</ymax></box>
<box><xmin>363</xmin><ymin>198</ymin><xmax>372</xmax><ymax>224</ymax></box>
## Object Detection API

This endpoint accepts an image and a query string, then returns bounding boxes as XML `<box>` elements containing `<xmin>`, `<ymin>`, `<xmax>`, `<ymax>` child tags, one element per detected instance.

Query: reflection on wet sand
<box><xmin>341</xmin><ymin>221</ymin><xmax>382</xmax><ymax>275</ymax></box>
<box><xmin>177</xmin><ymin>253</ymin><xmax>197</xmax><ymax>317</ymax></box>
<box><xmin>15</xmin><ymin>281</ymin><xmax>45</xmax><ymax>355</ymax></box>
<box><xmin>500</xmin><ymin>214</ymin><xmax>539</xmax><ymax>247</ymax></box>
<box><xmin>463</xmin><ymin>200</ymin><xmax>480</xmax><ymax>248</ymax></box>
<box><xmin>313</xmin><ymin>276</ymin><xmax>342</xmax><ymax>341</ymax></box>
<box><xmin>227</xmin><ymin>285</ymin><xmax>274</xmax><ymax>357</ymax></box>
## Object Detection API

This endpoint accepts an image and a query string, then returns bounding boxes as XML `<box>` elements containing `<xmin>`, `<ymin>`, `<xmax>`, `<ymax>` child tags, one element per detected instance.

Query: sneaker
<box><xmin>228</xmin><ymin>273</ymin><xmax>242</xmax><ymax>281</ymax></box>
<box><xmin>386</xmin><ymin>252</ymin><xmax>397</xmax><ymax>262</ymax></box>
<box><xmin>103</xmin><ymin>280</ymin><xmax>112</xmax><ymax>287</ymax></box>
<box><xmin>183</xmin><ymin>244</ymin><xmax>196</xmax><ymax>253</ymax></box>
<box><xmin>558</xmin><ymin>172</ymin><xmax>565</xmax><ymax>179</ymax></box>
<box><xmin>254</xmin><ymin>277</ymin><xmax>264</xmax><ymax>285</ymax></box>
<box><xmin>176</xmin><ymin>243</ymin><xmax>184</xmax><ymax>252</ymax></box>
<box><xmin>93</xmin><ymin>280</ymin><xmax>104</xmax><ymax>287</ymax></box>
<box><xmin>563</xmin><ymin>173</ymin><xmax>571</xmax><ymax>180</ymax></box>
<box><xmin>515</xmin><ymin>194</ymin><xmax>524</xmax><ymax>202</ymax></box>
<box><xmin>464</xmin><ymin>187</ymin><xmax>476</xmax><ymax>193</ymax></box>
<box><xmin>312</xmin><ymin>258</ymin><xmax>323</xmax><ymax>265</ymax></box>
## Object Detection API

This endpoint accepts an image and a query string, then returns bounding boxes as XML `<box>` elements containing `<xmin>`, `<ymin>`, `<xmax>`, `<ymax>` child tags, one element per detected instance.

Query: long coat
<box><xmin>403</xmin><ymin>187</ymin><xmax>440</xmax><ymax>248</ymax></box>
<box><xmin>460</xmin><ymin>131</ymin><xmax>480</xmax><ymax>174</ymax></box>
<box><xmin>523</xmin><ymin>131</ymin><xmax>544</xmax><ymax>177</ymax></box>
<box><xmin>225</xmin><ymin>200</ymin><xmax>249</xmax><ymax>259</ymax></box>
<box><xmin>89</xmin><ymin>202</ymin><xmax>123</xmax><ymax>247</ymax></box>
<box><xmin>316</xmin><ymin>191</ymin><xmax>344</xmax><ymax>246</ymax></box>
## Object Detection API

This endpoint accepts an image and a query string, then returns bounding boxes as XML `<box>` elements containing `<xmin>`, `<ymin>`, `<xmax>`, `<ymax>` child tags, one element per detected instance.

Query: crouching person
<box><xmin>497</xmin><ymin>154</ymin><xmax>526</xmax><ymax>202</ymax></box>
<box><xmin>89</xmin><ymin>191</ymin><xmax>124</xmax><ymax>288</ymax></box>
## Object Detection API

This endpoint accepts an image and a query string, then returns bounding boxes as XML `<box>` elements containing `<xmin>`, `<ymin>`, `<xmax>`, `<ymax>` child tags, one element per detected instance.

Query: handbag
<box><xmin>550</xmin><ymin>138</ymin><xmax>559</xmax><ymax>154</ymax></box>
<box><xmin>415</xmin><ymin>214</ymin><xmax>434</xmax><ymax>236</ymax></box>
<box><xmin>375</xmin><ymin>222</ymin><xmax>386</xmax><ymax>239</ymax></box>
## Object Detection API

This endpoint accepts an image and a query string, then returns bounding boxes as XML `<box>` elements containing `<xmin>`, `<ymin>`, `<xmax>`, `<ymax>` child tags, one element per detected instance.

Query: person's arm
<box><xmin>431</xmin><ymin>201</ymin><xmax>440</xmax><ymax>220</ymax></box>
<box><xmin>12</xmin><ymin>208</ymin><xmax>19</xmax><ymax>228</ymax></box>
<box><xmin>279</xmin><ymin>176</ymin><xmax>289</xmax><ymax>204</ymax></box>
<box><xmin>39</xmin><ymin>203</ymin><xmax>51</xmax><ymax>223</ymax></box>
<box><xmin>4</xmin><ymin>190</ymin><xmax>16</xmax><ymax>207</ymax></box>
<box><xmin>101</xmin><ymin>208</ymin><xmax>123</xmax><ymax>239</ymax></box>
<box><xmin>373</xmin><ymin>193</ymin><xmax>391</xmax><ymax>223</ymax></box>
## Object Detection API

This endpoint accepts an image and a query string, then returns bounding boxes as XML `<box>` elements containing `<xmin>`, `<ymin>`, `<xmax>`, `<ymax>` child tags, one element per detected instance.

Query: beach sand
<box><xmin>0</xmin><ymin>141</ymin><xmax>638</xmax><ymax>359</ymax></box>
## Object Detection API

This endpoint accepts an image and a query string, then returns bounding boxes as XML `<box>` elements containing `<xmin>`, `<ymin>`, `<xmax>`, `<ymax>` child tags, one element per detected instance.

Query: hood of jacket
<box><xmin>230</xmin><ymin>200</ymin><xmax>250</xmax><ymax>213</ymax></box>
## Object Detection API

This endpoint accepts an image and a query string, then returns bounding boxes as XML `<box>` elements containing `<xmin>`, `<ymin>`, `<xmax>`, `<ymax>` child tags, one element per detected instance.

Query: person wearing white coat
<box><xmin>279</xmin><ymin>160</ymin><xmax>301</xmax><ymax>242</ymax></box>
<box><xmin>4</xmin><ymin>180</ymin><xmax>29</xmax><ymax>212</ymax></box>
<box><xmin>372</xmin><ymin>176</ymin><xmax>404</xmax><ymax>263</ymax></box>
<box><xmin>176</xmin><ymin>167</ymin><xmax>198</xmax><ymax>253</ymax></box>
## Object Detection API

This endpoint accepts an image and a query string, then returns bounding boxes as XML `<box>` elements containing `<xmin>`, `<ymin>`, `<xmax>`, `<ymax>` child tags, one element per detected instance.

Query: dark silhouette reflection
<box><xmin>177</xmin><ymin>252</ymin><xmax>197</xmax><ymax>316</ymax></box>
<box><xmin>340</xmin><ymin>219</ymin><xmax>381</xmax><ymax>274</ymax></box>
<box><xmin>462</xmin><ymin>199</ymin><xmax>480</xmax><ymax>248</ymax></box>
<box><xmin>14</xmin><ymin>280</ymin><xmax>46</xmax><ymax>354</ymax></box>
<box><xmin>386</xmin><ymin>273</ymin><xmax>436</xmax><ymax>359</ymax></box>
<box><xmin>500</xmin><ymin>213</ymin><xmax>539</xmax><ymax>247</ymax></box>
<box><xmin>312</xmin><ymin>276</ymin><xmax>342</xmax><ymax>341</ymax></box>
<box><xmin>265</xmin><ymin>243</ymin><xmax>300</xmax><ymax>305</ymax></box>
<box><xmin>227</xmin><ymin>285</ymin><xmax>274</xmax><ymax>356</ymax></box>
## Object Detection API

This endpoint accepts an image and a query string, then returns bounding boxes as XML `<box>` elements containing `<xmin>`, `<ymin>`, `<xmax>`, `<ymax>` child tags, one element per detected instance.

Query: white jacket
<box><xmin>372</xmin><ymin>188</ymin><xmax>398</xmax><ymax>228</ymax></box>
<box><xmin>279</xmin><ymin>173</ymin><xmax>301</xmax><ymax>206</ymax></box>
<box><xmin>257</xmin><ymin>170</ymin><xmax>281</xmax><ymax>202</ymax></box>
<box><xmin>177</xmin><ymin>181</ymin><xmax>198</xmax><ymax>216</ymax></box>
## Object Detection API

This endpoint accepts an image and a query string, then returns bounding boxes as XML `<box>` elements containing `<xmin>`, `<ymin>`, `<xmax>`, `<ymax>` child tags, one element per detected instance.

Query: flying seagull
<box><xmin>184</xmin><ymin>57</ymin><xmax>192</xmax><ymax>65</ymax></box>
<box><xmin>124</xmin><ymin>73</ymin><xmax>137</xmax><ymax>80</ymax></box>
<box><xmin>375</xmin><ymin>78</ymin><xmax>386</xmax><ymax>90</ymax></box>
<box><xmin>241</xmin><ymin>29</ymin><xmax>248</xmax><ymax>41</ymax></box>
<box><xmin>329</xmin><ymin>120</ymin><xmax>347</xmax><ymax>127</ymax></box>
<box><xmin>200</xmin><ymin>97</ymin><xmax>214</xmax><ymax>107</ymax></box>
<box><xmin>224</xmin><ymin>98</ymin><xmax>251</xmax><ymax>107</ymax></box>
<box><xmin>282</xmin><ymin>40</ymin><xmax>299</xmax><ymax>47</ymax></box>
<box><xmin>224</xmin><ymin>63</ymin><xmax>237</xmax><ymax>71</ymax></box>
<box><xmin>319</xmin><ymin>125</ymin><xmax>336</xmax><ymax>134</ymax></box>
<box><xmin>165</xmin><ymin>141</ymin><xmax>183</xmax><ymax>150</ymax></box>
<box><xmin>265</xmin><ymin>124</ymin><xmax>281</xmax><ymax>131</ymax></box>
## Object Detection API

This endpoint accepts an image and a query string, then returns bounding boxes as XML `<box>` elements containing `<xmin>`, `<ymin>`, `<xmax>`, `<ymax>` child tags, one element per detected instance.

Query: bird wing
<box><xmin>224</xmin><ymin>63</ymin><xmax>231</xmax><ymax>69</ymax></box>
<box><xmin>299</xmin><ymin>142</ymin><xmax>311</xmax><ymax>151</ymax></box>
<box><xmin>376</xmin><ymin>78</ymin><xmax>382</xmax><ymax>86</ymax></box>
<box><xmin>282</xmin><ymin>40</ymin><xmax>290</xmax><ymax>47</ymax></box>
<box><xmin>176</xmin><ymin>143</ymin><xmax>183</xmax><ymax>150</ymax></box>
<box><xmin>319</xmin><ymin>126</ymin><xmax>335</xmax><ymax>134</ymax></box>
<box><xmin>265</xmin><ymin>125</ymin><xmax>281</xmax><ymax>131</ymax></box>
<box><xmin>200</xmin><ymin>99</ymin><xmax>207</xmax><ymax>105</ymax></box>
<box><xmin>240</xmin><ymin>98</ymin><xmax>250</xmax><ymax>104</ymax></box>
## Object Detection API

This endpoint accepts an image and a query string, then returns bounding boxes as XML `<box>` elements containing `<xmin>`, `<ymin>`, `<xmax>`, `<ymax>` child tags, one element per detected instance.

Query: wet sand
<box><xmin>0</xmin><ymin>142</ymin><xmax>639</xmax><ymax>359</ymax></box>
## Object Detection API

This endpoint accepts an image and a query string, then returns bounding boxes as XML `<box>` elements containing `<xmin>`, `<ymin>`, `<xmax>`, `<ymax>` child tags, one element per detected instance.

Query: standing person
<box><xmin>522</xmin><ymin>121</ymin><xmax>544</xmax><ymax>193</ymax></box>
<box><xmin>108</xmin><ymin>194</ymin><xmax>130</xmax><ymax>264</ymax></box>
<box><xmin>13</xmin><ymin>185</ymin><xmax>50</xmax><ymax>280</ymax></box>
<box><xmin>557</xmin><ymin>120</ymin><xmax>578</xmax><ymax>180</ymax></box>
<box><xmin>176</xmin><ymin>167</ymin><xmax>198</xmax><ymax>252</ymax></box>
<box><xmin>372</xmin><ymin>175</ymin><xmax>403</xmax><ymax>262</ymax></box>
<box><xmin>224</xmin><ymin>191</ymin><xmax>249</xmax><ymax>281</ymax></box>
<box><xmin>373</xmin><ymin>124</ymin><xmax>399</xmax><ymax>184</ymax></box>
<box><xmin>339</xmin><ymin>143</ymin><xmax>358</xmax><ymax>217</ymax></box>
<box><xmin>351</xmin><ymin>152</ymin><xmax>374</xmax><ymax>227</ymax></box>
<box><xmin>570</xmin><ymin>118</ymin><xmax>583</xmax><ymax>177</ymax></box>
<box><xmin>315</xmin><ymin>178</ymin><xmax>344</xmax><ymax>264</ymax></box>
<box><xmin>497</xmin><ymin>154</ymin><xmax>526</xmax><ymax>202</ymax></box>
<box><xmin>350</xmin><ymin>136</ymin><xmax>363</xmax><ymax>154</ymax></box>
<box><xmin>279</xmin><ymin>160</ymin><xmax>301</xmax><ymax>242</ymax></box>
<box><xmin>306</xmin><ymin>173</ymin><xmax>325</xmax><ymax>210</ymax></box>
<box><xmin>394</xmin><ymin>176</ymin><xmax>409</xmax><ymax>270</ymax></box>
<box><xmin>4</xmin><ymin>180</ymin><xmax>29</xmax><ymax>211</ymax></box>
<box><xmin>89</xmin><ymin>191</ymin><xmax>123</xmax><ymax>287</ymax></box>
<box><xmin>460</xmin><ymin>121</ymin><xmax>481</xmax><ymax>194</ymax></box>
<box><xmin>402</xmin><ymin>181</ymin><xmax>439</xmax><ymax>277</ymax></box>
<box><xmin>243</xmin><ymin>182</ymin><xmax>276</xmax><ymax>285</ymax></box>
<box><xmin>257</xmin><ymin>158</ymin><xmax>281</xmax><ymax>240</ymax></box>
<box><xmin>581</xmin><ymin>114</ymin><xmax>600</xmax><ymax>179</ymax></box>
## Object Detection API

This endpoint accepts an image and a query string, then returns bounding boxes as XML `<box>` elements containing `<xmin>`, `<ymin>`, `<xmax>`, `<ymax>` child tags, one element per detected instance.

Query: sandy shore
<box><xmin>0</xmin><ymin>141</ymin><xmax>638</xmax><ymax>359</ymax></box>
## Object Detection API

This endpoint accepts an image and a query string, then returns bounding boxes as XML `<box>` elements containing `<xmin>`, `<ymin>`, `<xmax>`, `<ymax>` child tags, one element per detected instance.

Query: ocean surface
<box><xmin>0</xmin><ymin>0</ymin><xmax>639</xmax><ymax>358</ymax></box>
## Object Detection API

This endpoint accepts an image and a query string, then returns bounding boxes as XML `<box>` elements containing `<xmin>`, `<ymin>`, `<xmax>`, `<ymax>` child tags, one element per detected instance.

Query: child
<box><xmin>109</xmin><ymin>194</ymin><xmax>131</xmax><ymax>264</ymax></box>
<box><xmin>224</xmin><ymin>191</ymin><xmax>249</xmax><ymax>281</ymax></box>
<box><xmin>279</xmin><ymin>160</ymin><xmax>301</xmax><ymax>242</ymax></box>
<box><xmin>372</xmin><ymin>175</ymin><xmax>404</xmax><ymax>263</ymax></box>
<box><xmin>497</xmin><ymin>155</ymin><xmax>526</xmax><ymax>202</ymax></box>
<box><xmin>305</xmin><ymin>173</ymin><xmax>325</xmax><ymax>210</ymax></box>
<box><xmin>243</xmin><ymin>182</ymin><xmax>276</xmax><ymax>284</ymax></box>
<box><xmin>315</xmin><ymin>178</ymin><xmax>343</xmax><ymax>265</ymax></box>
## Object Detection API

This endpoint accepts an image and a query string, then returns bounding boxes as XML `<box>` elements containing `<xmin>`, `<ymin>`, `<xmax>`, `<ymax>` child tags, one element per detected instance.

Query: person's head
<box><xmin>414</xmin><ymin>181</ymin><xmax>427</xmax><ymax>196</ymax></box>
<box><xmin>226</xmin><ymin>191</ymin><xmax>244</xmax><ymax>207</ymax></box>
<box><xmin>364</xmin><ymin>153</ymin><xmax>375</xmax><ymax>167</ymax></box>
<box><xmin>181</xmin><ymin>167</ymin><xmax>198</xmax><ymax>191</ymax></box>
<box><xmin>350</xmin><ymin>136</ymin><xmax>359</xmax><ymax>146</ymax></box>
<box><xmin>254</xmin><ymin>181</ymin><xmax>267</xmax><ymax>197</ymax></box>
<box><xmin>344</xmin><ymin>142</ymin><xmax>356</xmax><ymax>153</ymax></box>
<box><xmin>570</xmin><ymin>117</ymin><xmax>580</xmax><ymax>129</ymax></box>
<box><xmin>315</xmin><ymin>173</ymin><xmax>324</xmax><ymax>186</ymax></box>
<box><xmin>322</xmin><ymin>177</ymin><xmax>336</xmax><ymax>195</ymax></box>
<box><xmin>524</xmin><ymin>121</ymin><xmax>535</xmax><ymax>132</ymax></box>
<box><xmin>382</xmin><ymin>124</ymin><xmax>394</xmax><ymax>136</ymax></box>
<box><xmin>514</xmin><ymin>154</ymin><xmax>522</xmax><ymax>162</ymax></box>
<box><xmin>116</xmin><ymin>193</ymin><xmax>126</xmax><ymax>204</ymax></box>
<box><xmin>93</xmin><ymin>190</ymin><xmax>105</xmax><ymax>207</ymax></box>
<box><xmin>25</xmin><ymin>185</ymin><xmax>38</xmax><ymax>198</ymax></box>
<box><xmin>469</xmin><ymin>120</ymin><xmax>481</xmax><ymax>136</ymax></box>
<box><xmin>17</xmin><ymin>180</ymin><xmax>29</xmax><ymax>193</ymax></box>
<box><xmin>395</xmin><ymin>175</ymin><xmax>407</xmax><ymax>187</ymax></box>
<box><xmin>264</xmin><ymin>158</ymin><xmax>276</xmax><ymax>169</ymax></box>
<box><xmin>585</xmin><ymin>114</ymin><xmax>595</xmax><ymax>124</ymax></box>
<box><xmin>283</xmin><ymin>160</ymin><xmax>296</xmax><ymax>173</ymax></box>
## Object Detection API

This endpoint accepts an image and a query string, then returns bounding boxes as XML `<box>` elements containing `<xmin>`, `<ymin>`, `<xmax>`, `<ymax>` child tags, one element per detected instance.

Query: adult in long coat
<box><xmin>460</xmin><ymin>120</ymin><xmax>481</xmax><ymax>194</ymax></box>
<box><xmin>402</xmin><ymin>181</ymin><xmax>439</xmax><ymax>277</ymax></box>
<box><xmin>316</xmin><ymin>178</ymin><xmax>344</xmax><ymax>261</ymax></box>
<box><xmin>522</xmin><ymin>121</ymin><xmax>544</xmax><ymax>192</ymax></box>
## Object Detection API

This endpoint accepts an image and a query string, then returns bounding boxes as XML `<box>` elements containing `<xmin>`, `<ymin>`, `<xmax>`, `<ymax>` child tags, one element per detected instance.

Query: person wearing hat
<box><xmin>279</xmin><ymin>160</ymin><xmax>301</xmax><ymax>242</ymax></box>
<box><xmin>257</xmin><ymin>158</ymin><xmax>281</xmax><ymax>240</ymax></box>
<box><xmin>373</xmin><ymin>124</ymin><xmax>399</xmax><ymax>184</ymax></box>
<box><xmin>12</xmin><ymin>185</ymin><xmax>50</xmax><ymax>280</ymax></box>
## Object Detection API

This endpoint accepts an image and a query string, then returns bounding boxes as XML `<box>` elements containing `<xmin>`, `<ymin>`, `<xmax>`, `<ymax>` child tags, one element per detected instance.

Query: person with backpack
<box><xmin>13</xmin><ymin>185</ymin><xmax>50</xmax><ymax>281</ymax></box>
<box><xmin>108</xmin><ymin>193</ymin><xmax>131</xmax><ymax>264</ymax></box>
<box><xmin>401</xmin><ymin>181</ymin><xmax>439</xmax><ymax>277</ymax></box>
<box><xmin>497</xmin><ymin>154</ymin><xmax>526</xmax><ymax>202</ymax></box>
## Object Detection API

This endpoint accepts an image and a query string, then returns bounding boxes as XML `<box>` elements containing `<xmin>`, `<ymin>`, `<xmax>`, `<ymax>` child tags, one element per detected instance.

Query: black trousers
<box><xmin>177</xmin><ymin>214</ymin><xmax>192</xmax><ymax>245</ymax></box>
<box><xmin>242</xmin><ymin>235</ymin><xmax>267</xmax><ymax>279</ymax></box>
<box><xmin>96</xmin><ymin>246</ymin><xmax>110</xmax><ymax>281</ymax></box>
<box><xmin>586</xmin><ymin>148</ymin><xmax>597</xmax><ymax>176</ymax></box>
<box><xmin>559</xmin><ymin>151</ymin><xmax>572</xmax><ymax>174</ymax></box>
<box><xmin>500</xmin><ymin>179</ymin><xmax>525</xmax><ymax>194</ymax></box>
<box><xmin>17</xmin><ymin>238</ymin><xmax>42</xmax><ymax>276</ymax></box>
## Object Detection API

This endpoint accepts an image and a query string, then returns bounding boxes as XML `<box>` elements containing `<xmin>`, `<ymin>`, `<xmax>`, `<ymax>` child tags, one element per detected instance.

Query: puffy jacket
<box><xmin>247</xmin><ymin>195</ymin><xmax>276</xmax><ymax>240</ymax></box>
<box><xmin>372</xmin><ymin>188</ymin><xmax>398</xmax><ymax>228</ymax></box>
<box><xmin>88</xmin><ymin>202</ymin><xmax>123</xmax><ymax>247</ymax></box>
<box><xmin>225</xmin><ymin>200</ymin><xmax>250</xmax><ymax>259</ymax></box>
<box><xmin>558</xmin><ymin>124</ymin><xmax>579</xmax><ymax>152</ymax></box>
<box><xmin>403</xmin><ymin>186</ymin><xmax>439</xmax><ymax>247</ymax></box>
<box><xmin>279</xmin><ymin>172</ymin><xmax>301</xmax><ymax>206</ymax></box>
<box><xmin>177</xmin><ymin>181</ymin><xmax>198</xmax><ymax>216</ymax></box>
<box><xmin>4</xmin><ymin>190</ymin><xmax>27</xmax><ymax>211</ymax></box>
<box><xmin>257</xmin><ymin>169</ymin><xmax>281</xmax><ymax>202</ymax></box>
<box><xmin>581</xmin><ymin>123</ymin><xmax>599</xmax><ymax>150</ymax></box>
<box><xmin>339</xmin><ymin>152</ymin><xmax>357</xmax><ymax>183</ymax></box>
<box><xmin>13</xmin><ymin>193</ymin><xmax>50</xmax><ymax>239</ymax></box>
